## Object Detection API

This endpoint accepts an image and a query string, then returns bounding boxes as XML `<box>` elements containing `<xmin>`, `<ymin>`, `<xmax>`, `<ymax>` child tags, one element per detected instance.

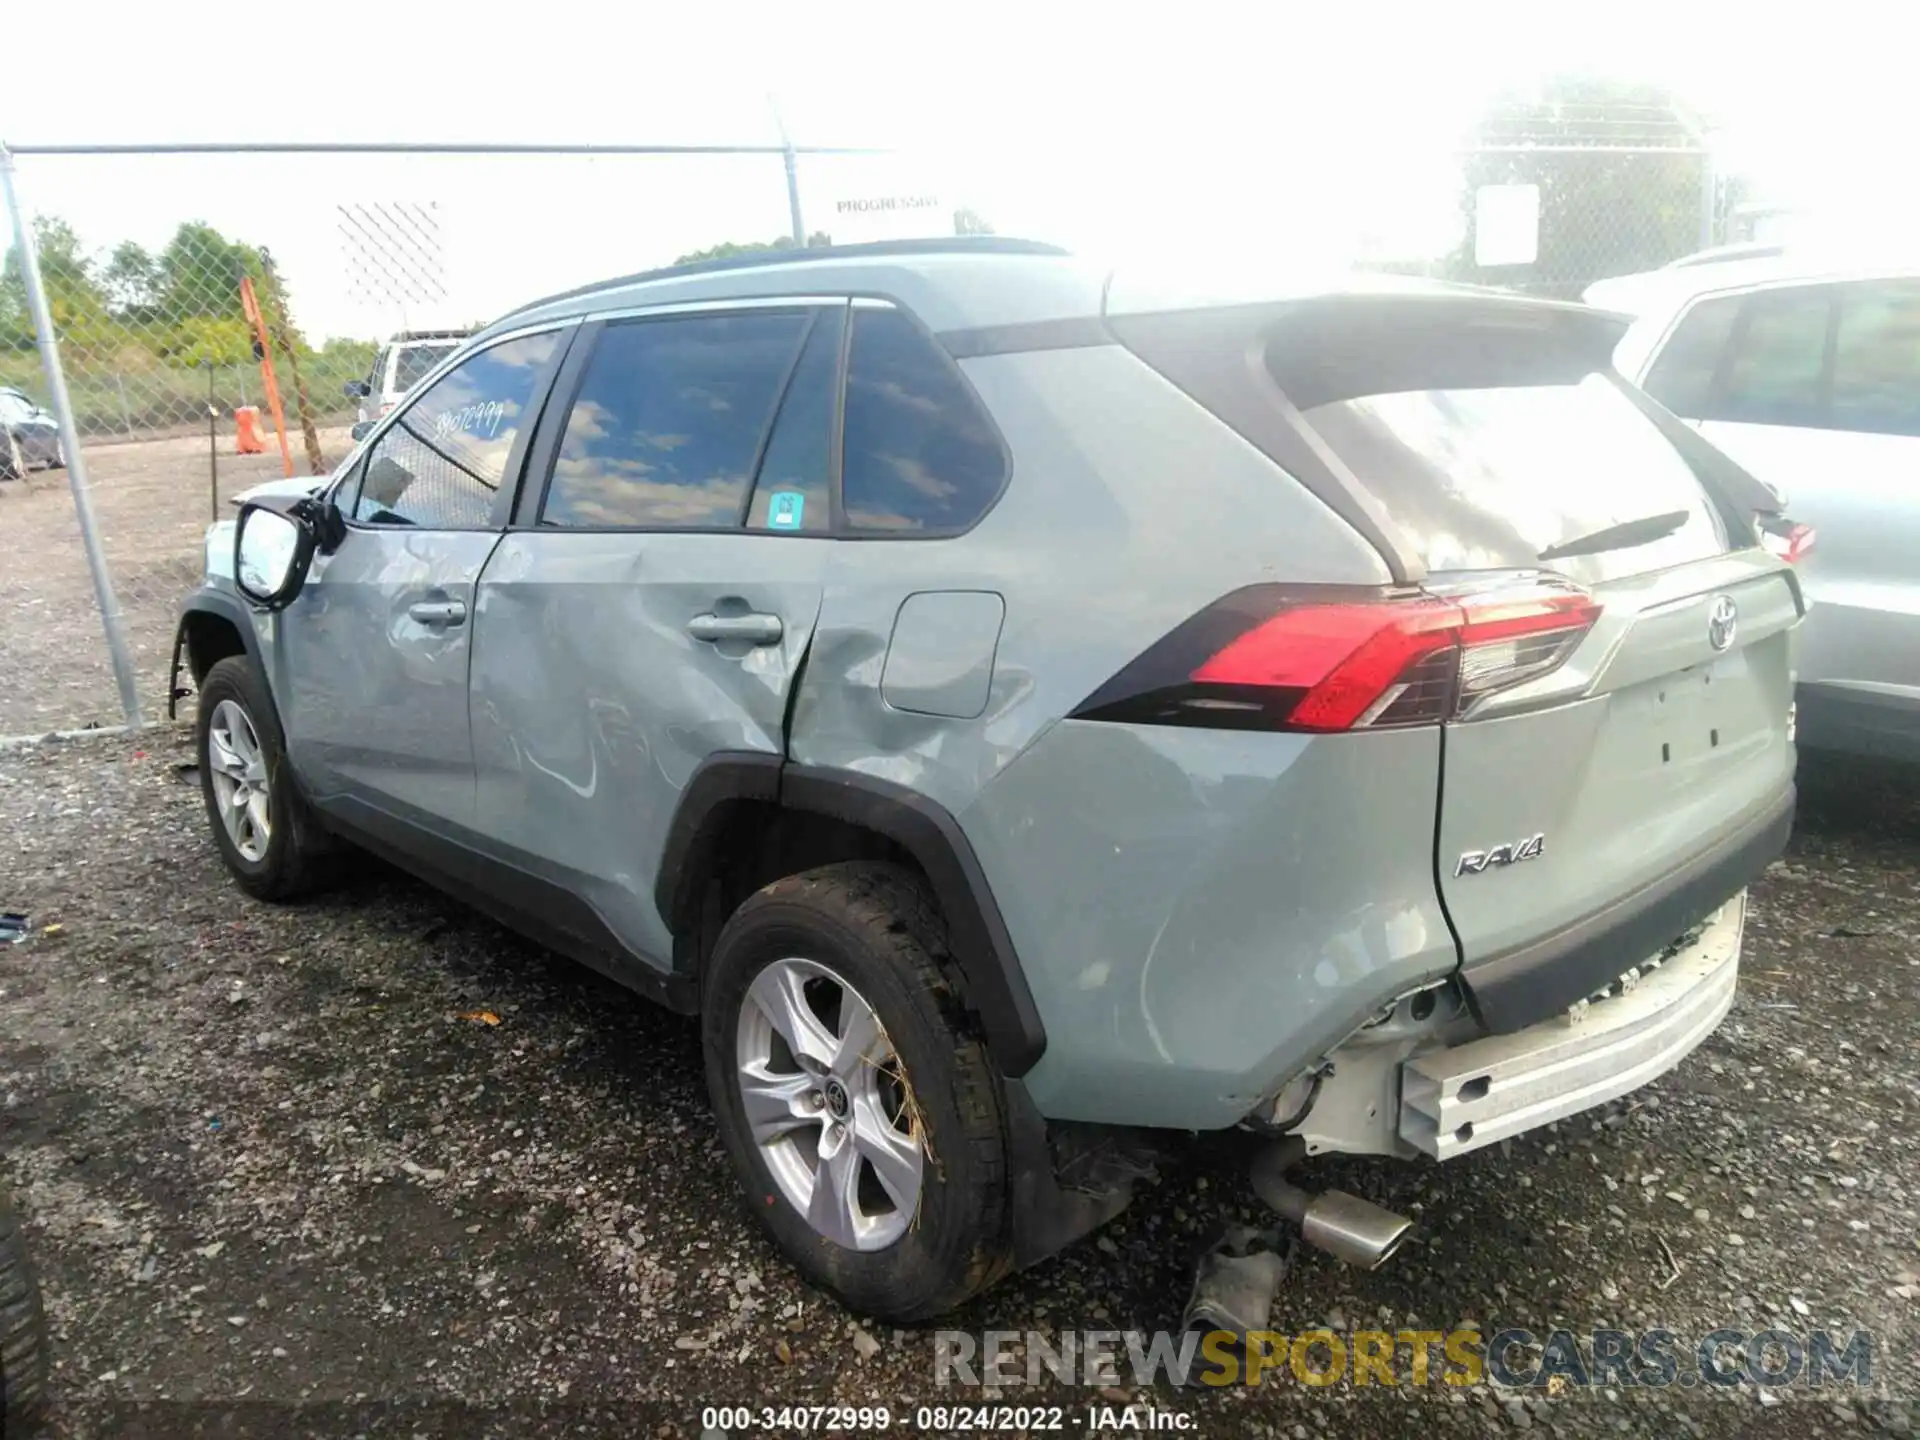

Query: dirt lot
<box><xmin>0</xmin><ymin>432</ymin><xmax>347</xmax><ymax>738</ymax></box>
<box><xmin>0</xmin><ymin>731</ymin><xmax>1914</xmax><ymax>1439</ymax></box>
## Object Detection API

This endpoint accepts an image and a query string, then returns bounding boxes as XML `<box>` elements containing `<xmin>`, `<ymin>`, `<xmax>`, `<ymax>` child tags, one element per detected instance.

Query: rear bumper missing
<box><xmin>1399</xmin><ymin>895</ymin><xmax>1743</xmax><ymax>1161</ymax></box>
<box><xmin>1457</xmin><ymin>787</ymin><xmax>1789</xmax><ymax>1033</ymax></box>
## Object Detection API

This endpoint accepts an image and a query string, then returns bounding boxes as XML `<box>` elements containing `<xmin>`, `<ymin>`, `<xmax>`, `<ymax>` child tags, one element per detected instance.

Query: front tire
<box><xmin>702</xmin><ymin>862</ymin><xmax>1012</xmax><ymax>1322</ymax></box>
<box><xmin>195</xmin><ymin>656</ymin><xmax>334</xmax><ymax>901</ymax></box>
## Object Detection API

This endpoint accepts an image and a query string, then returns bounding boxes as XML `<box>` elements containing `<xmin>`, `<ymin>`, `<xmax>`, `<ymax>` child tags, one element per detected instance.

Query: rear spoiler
<box><xmin>1261</xmin><ymin>291</ymin><xmax>1631</xmax><ymax>409</ymax></box>
<box><xmin>1107</xmin><ymin>289</ymin><xmax>1637</xmax><ymax>585</ymax></box>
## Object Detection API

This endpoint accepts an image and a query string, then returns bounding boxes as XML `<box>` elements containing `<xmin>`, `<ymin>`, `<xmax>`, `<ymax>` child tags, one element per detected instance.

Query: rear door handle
<box><xmin>408</xmin><ymin>599</ymin><xmax>467</xmax><ymax>627</ymax></box>
<box><xmin>687</xmin><ymin>612</ymin><xmax>783</xmax><ymax>646</ymax></box>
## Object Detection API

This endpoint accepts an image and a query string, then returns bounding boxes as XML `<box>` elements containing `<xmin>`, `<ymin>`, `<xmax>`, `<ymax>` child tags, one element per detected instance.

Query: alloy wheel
<box><xmin>207</xmin><ymin>699</ymin><xmax>271</xmax><ymax>862</ymax></box>
<box><xmin>735</xmin><ymin>957</ymin><xmax>924</xmax><ymax>1251</ymax></box>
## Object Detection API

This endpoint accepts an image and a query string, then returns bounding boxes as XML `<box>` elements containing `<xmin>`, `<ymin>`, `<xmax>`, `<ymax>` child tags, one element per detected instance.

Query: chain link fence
<box><xmin>1</xmin><ymin>137</ymin><xmax>1726</xmax><ymax>737</ymax></box>
<box><xmin>0</xmin><ymin>144</ymin><xmax>835</xmax><ymax>736</ymax></box>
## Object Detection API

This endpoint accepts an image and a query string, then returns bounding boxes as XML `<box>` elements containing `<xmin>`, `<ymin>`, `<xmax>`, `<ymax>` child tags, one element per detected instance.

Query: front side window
<box><xmin>841</xmin><ymin>307</ymin><xmax>1006</xmax><ymax>533</ymax></box>
<box><xmin>351</xmin><ymin>330</ymin><xmax>559</xmax><ymax>528</ymax></box>
<box><xmin>541</xmin><ymin>311</ymin><xmax>809</xmax><ymax>530</ymax></box>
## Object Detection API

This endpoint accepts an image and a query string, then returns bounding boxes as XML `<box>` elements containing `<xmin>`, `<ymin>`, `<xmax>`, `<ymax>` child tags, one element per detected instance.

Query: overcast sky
<box><xmin>4</xmin><ymin>2</ymin><xmax>1913</xmax><ymax>339</ymax></box>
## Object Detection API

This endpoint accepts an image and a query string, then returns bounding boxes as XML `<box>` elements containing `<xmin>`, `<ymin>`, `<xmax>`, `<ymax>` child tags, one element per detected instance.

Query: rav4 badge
<box><xmin>1455</xmin><ymin>834</ymin><xmax>1546</xmax><ymax>877</ymax></box>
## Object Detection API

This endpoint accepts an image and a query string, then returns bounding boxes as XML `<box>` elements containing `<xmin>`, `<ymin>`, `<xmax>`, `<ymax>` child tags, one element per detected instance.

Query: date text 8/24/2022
<box><xmin>698</xmin><ymin>1404</ymin><xmax>1196</xmax><ymax>1431</ymax></box>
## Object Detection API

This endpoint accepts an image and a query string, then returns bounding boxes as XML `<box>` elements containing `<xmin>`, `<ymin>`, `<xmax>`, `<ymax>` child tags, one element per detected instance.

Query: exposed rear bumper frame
<box><xmin>1400</xmin><ymin>897</ymin><xmax>1743</xmax><ymax>1160</ymax></box>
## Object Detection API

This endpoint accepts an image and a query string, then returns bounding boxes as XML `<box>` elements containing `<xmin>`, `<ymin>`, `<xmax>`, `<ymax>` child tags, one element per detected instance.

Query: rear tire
<box><xmin>0</xmin><ymin>1184</ymin><xmax>48</xmax><ymax>1436</ymax></box>
<box><xmin>702</xmin><ymin>862</ymin><xmax>1013</xmax><ymax>1322</ymax></box>
<box><xmin>195</xmin><ymin>656</ymin><xmax>335</xmax><ymax>901</ymax></box>
<box><xmin>0</xmin><ymin>433</ymin><xmax>21</xmax><ymax>482</ymax></box>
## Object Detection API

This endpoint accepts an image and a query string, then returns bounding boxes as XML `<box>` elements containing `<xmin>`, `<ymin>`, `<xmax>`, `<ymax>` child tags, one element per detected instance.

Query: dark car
<box><xmin>0</xmin><ymin>388</ymin><xmax>64</xmax><ymax>480</ymax></box>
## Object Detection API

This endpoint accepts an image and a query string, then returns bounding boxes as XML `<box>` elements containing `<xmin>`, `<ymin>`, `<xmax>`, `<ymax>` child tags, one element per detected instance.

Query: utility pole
<box><xmin>768</xmin><ymin>94</ymin><xmax>806</xmax><ymax>246</ymax></box>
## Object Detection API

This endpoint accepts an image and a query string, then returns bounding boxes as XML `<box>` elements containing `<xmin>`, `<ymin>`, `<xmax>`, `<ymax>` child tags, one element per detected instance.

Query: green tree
<box><xmin>156</xmin><ymin>220</ymin><xmax>267</xmax><ymax>326</ymax></box>
<box><xmin>1451</xmin><ymin>76</ymin><xmax>1713</xmax><ymax>298</ymax></box>
<box><xmin>1</xmin><ymin>216</ymin><xmax>113</xmax><ymax>347</ymax></box>
<box><xmin>102</xmin><ymin>241</ymin><xmax>162</xmax><ymax>319</ymax></box>
<box><xmin>672</xmin><ymin>231</ymin><xmax>832</xmax><ymax>266</ymax></box>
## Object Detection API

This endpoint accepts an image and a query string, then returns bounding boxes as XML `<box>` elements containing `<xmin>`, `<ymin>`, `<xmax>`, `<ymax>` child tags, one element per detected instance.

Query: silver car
<box><xmin>1589</xmin><ymin>256</ymin><xmax>1920</xmax><ymax>764</ymax></box>
<box><xmin>173</xmin><ymin>240</ymin><xmax>1800</xmax><ymax>1320</ymax></box>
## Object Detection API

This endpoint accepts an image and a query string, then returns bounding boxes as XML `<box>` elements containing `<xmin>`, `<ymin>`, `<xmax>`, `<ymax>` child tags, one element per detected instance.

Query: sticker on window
<box><xmin>766</xmin><ymin>491</ymin><xmax>806</xmax><ymax>530</ymax></box>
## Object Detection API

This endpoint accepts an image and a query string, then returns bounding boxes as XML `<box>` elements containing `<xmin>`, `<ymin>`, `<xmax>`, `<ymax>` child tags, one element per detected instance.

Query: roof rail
<box><xmin>492</xmin><ymin>236</ymin><xmax>1072</xmax><ymax>324</ymax></box>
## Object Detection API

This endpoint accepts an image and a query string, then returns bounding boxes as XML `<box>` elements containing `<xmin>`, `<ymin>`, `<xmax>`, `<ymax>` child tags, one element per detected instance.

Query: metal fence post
<box><xmin>114</xmin><ymin>373</ymin><xmax>135</xmax><ymax>438</ymax></box>
<box><xmin>1698</xmin><ymin>150</ymin><xmax>1718</xmax><ymax>251</ymax></box>
<box><xmin>0</xmin><ymin>145</ymin><xmax>144</xmax><ymax>726</ymax></box>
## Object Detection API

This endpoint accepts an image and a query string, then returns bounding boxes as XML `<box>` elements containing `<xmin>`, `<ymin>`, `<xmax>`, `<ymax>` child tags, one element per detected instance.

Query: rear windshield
<box><xmin>1300</xmin><ymin>375</ymin><xmax>1728</xmax><ymax>582</ymax></box>
<box><xmin>393</xmin><ymin>343</ymin><xmax>455</xmax><ymax>393</ymax></box>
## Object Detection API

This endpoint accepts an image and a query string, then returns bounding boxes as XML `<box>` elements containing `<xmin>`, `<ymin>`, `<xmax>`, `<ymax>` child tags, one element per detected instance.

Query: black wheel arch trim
<box><xmin>656</xmin><ymin>754</ymin><xmax>1048</xmax><ymax>1077</ymax></box>
<box><xmin>170</xmin><ymin>590</ymin><xmax>266</xmax><ymax>720</ymax></box>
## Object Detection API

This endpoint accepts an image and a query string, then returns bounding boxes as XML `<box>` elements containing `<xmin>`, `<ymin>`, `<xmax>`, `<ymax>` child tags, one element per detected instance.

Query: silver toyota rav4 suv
<box><xmin>171</xmin><ymin>238</ymin><xmax>1800</xmax><ymax>1321</ymax></box>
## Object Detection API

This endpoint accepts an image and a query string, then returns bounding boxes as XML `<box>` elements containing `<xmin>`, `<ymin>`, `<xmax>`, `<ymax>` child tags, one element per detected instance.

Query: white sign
<box><xmin>1474</xmin><ymin>184</ymin><xmax>1541</xmax><ymax>268</ymax></box>
<box><xmin>825</xmin><ymin>189</ymin><xmax>946</xmax><ymax>244</ymax></box>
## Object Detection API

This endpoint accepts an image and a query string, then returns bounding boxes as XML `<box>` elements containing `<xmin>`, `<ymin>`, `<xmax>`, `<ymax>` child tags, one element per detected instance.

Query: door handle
<box><xmin>687</xmin><ymin>612</ymin><xmax>783</xmax><ymax>646</ymax></box>
<box><xmin>408</xmin><ymin>599</ymin><xmax>467</xmax><ymax>627</ymax></box>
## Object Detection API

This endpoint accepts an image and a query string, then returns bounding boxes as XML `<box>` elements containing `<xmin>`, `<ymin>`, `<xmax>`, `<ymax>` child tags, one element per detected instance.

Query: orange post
<box><xmin>234</xmin><ymin>405</ymin><xmax>267</xmax><ymax>454</ymax></box>
<box><xmin>239</xmin><ymin>276</ymin><xmax>295</xmax><ymax>478</ymax></box>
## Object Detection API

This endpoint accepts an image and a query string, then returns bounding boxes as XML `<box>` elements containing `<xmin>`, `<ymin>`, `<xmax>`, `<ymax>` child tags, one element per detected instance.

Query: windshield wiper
<box><xmin>1538</xmin><ymin>509</ymin><xmax>1690</xmax><ymax>562</ymax></box>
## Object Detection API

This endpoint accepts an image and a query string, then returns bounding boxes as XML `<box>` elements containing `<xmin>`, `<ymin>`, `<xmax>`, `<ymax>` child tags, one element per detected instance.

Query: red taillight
<box><xmin>1760</xmin><ymin>520</ymin><xmax>1815</xmax><ymax>564</ymax></box>
<box><xmin>1073</xmin><ymin>583</ymin><xmax>1600</xmax><ymax>733</ymax></box>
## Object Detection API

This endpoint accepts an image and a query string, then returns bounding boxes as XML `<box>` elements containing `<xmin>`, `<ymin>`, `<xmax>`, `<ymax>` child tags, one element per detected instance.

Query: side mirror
<box><xmin>350</xmin><ymin>420</ymin><xmax>374</xmax><ymax>443</ymax></box>
<box><xmin>234</xmin><ymin>502</ymin><xmax>319</xmax><ymax>610</ymax></box>
<box><xmin>343</xmin><ymin>380</ymin><xmax>372</xmax><ymax>399</ymax></box>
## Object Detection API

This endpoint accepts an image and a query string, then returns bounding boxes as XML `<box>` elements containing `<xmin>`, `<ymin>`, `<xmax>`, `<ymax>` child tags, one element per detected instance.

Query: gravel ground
<box><xmin>0</xmin><ymin>729</ymin><xmax>1914</xmax><ymax>1439</ymax></box>
<box><xmin>0</xmin><ymin>431</ymin><xmax>348</xmax><ymax>738</ymax></box>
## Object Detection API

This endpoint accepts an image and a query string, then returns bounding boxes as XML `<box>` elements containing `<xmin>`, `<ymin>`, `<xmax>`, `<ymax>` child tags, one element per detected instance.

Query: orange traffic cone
<box><xmin>235</xmin><ymin>406</ymin><xmax>266</xmax><ymax>455</ymax></box>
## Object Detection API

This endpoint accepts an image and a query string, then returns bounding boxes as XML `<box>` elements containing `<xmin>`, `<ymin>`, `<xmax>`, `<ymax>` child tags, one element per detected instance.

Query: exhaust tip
<box><xmin>1298</xmin><ymin>1190</ymin><xmax>1414</xmax><ymax>1270</ymax></box>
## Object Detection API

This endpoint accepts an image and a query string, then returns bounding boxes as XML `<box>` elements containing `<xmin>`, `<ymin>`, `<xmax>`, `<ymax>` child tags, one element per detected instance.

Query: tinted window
<box><xmin>1714</xmin><ymin>289</ymin><xmax>1831</xmax><ymax>427</ymax></box>
<box><xmin>352</xmin><ymin>330</ymin><xmax>559</xmax><ymax>528</ymax></box>
<box><xmin>1641</xmin><ymin>295</ymin><xmax>1740</xmax><ymax>417</ymax></box>
<box><xmin>746</xmin><ymin>307</ymin><xmax>842</xmax><ymax>533</ymax></box>
<box><xmin>394</xmin><ymin>343</ymin><xmax>454</xmax><ymax>393</ymax></box>
<box><xmin>541</xmin><ymin>312</ymin><xmax>808</xmax><ymax>530</ymax></box>
<box><xmin>841</xmin><ymin>307</ymin><xmax>1005</xmax><ymax>532</ymax></box>
<box><xmin>1830</xmin><ymin>281</ymin><xmax>1920</xmax><ymax>437</ymax></box>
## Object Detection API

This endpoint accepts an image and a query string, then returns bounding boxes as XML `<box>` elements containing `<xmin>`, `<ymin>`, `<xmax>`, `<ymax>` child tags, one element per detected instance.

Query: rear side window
<box><xmin>1715</xmin><ymin>289</ymin><xmax>1832</xmax><ymax>427</ymax></box>
<box><xmin>1302</xmin><ymin>375</ymin><xmax>1728</xmax><ymax>581</ymax></box>
<box><xmin>541</xmin><ymin>312</ymin><xmax>809</xmax><ymax>529</ymax></box>
<box><xmin>1641</xmin><ymin>295</ymin><xmax>1741</xmax><ymax>417</ymax></box>
<box><xmin>394</xmin><ymin>343</ymin><xmax>453</xmax><ymax>393</ymax></box>
<box><xmin>841</xmin><ymin>307</ymin><xmax>1006</xmax><ymax>532</ymax></box>
<box><xmin>1830</xmin><ymin>280</ymin><xmax>1920</xmax><ymax>436</ymax></box>
<box><xmin>746</xmin><ymin>306</ymin><xmax>842</xmax><ymax>533</ymax></box>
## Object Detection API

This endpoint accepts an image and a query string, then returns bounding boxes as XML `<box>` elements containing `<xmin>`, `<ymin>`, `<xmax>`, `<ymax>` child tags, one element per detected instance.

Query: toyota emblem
<box><xmin>1707</xmin><ymin>595</ymin><xmax>1738</xmax><ymax>652</ymax></box>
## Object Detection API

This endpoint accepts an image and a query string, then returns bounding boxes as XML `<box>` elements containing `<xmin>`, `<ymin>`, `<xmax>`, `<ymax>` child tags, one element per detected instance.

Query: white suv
<box><xmin>1589</xmin><ymin>257</ymin><xmax>1920</xmax><ymax>765</ymax></box>
<box><xmin>346</xmin><ymin>330</ymin><xmax>470</xmax><ymax>432</ymax></box>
